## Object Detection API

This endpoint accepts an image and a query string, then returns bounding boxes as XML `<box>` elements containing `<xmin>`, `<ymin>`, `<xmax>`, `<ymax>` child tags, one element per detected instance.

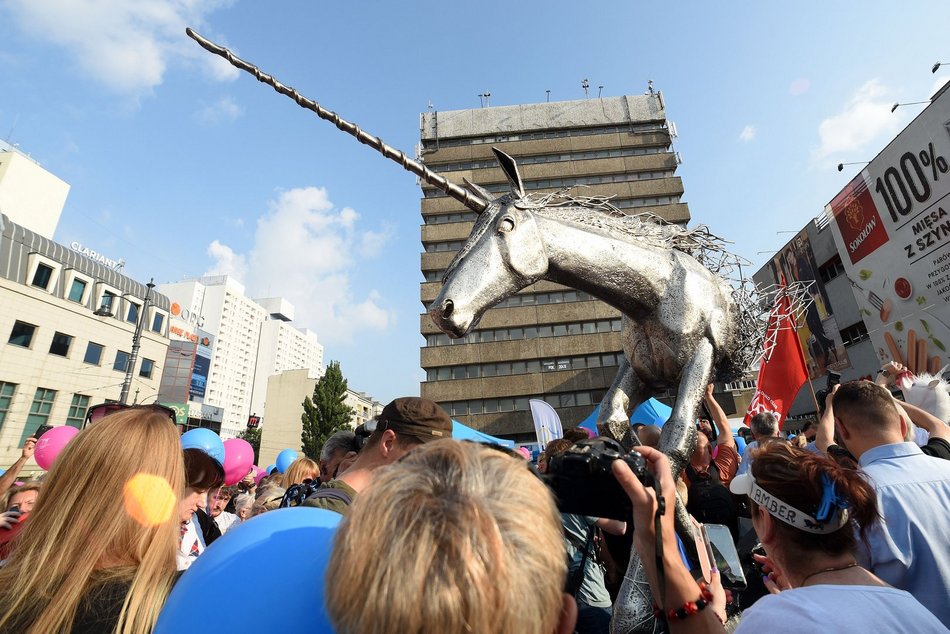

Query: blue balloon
<box><xmin>180</xmin><ymin>428</ymin><xmax>225</xmax><ymax>465</ymax></box>
<box><xmin>156</xmin><ymin>508</ymin><xmax>340</xmax><ymax>633</ymax></box>
<box><xmin>0</xmin><ymin>468</ymin><xmax>4</xmax><ymax>477</ymax></box>
<box><xmin>734</xmin><ymin>435</ymin><xmax>747</xmax><ymax>456</ymax></box>
<box><xmin>266</xmin><ymin>463</ymin><xmax>277</xmax><ymax>474</ymax></box>
<box><xmin>275</xmin><ymin>449</ymin><xmax>298</xmax><ymax>473</ymax></box>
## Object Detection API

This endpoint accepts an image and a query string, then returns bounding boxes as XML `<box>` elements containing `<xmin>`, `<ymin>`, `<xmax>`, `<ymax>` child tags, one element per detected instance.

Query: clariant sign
<box><xmin>70</xmin><ymin>241</ymin><xmax>126</xmax><ymax>271</ymax></box>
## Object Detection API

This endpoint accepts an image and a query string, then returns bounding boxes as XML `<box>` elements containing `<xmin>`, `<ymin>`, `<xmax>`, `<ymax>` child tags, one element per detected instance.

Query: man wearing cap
<box><xmin>302</xmin><ymin>397</ymin><xmax>453</xmax><ymax>514</ymax></box>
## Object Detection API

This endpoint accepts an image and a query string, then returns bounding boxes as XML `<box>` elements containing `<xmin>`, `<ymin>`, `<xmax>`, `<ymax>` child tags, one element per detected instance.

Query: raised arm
<box><xmin>705</xmin><ymin>384</ymin><xmax>735</xmax><ymax>449</ymax></box>
<box><xmin>596</xmin><ymin>516</ymin><xmax>627</xmax><ymax>536</ymax></box>
<box><xmin>815</xmin><ymin>386</ymin><xmax>838</xmax><ymax>452</ymax></box>
<box><xmin>897</xmin><ymin>400</ymin><xmax>950</xmax><ymax>442</ymax></box>
<box><xmin>0</xmin><ymin>437</ymin><xmax>36</xmax><ymax>497</ymax></box>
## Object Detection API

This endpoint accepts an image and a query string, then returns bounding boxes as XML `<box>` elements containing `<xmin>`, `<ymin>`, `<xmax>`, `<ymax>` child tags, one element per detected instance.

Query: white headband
<box><xmin>730</xmin><ymin>473</ymin><xmax>849</xmax><ymax>534</ymax></box>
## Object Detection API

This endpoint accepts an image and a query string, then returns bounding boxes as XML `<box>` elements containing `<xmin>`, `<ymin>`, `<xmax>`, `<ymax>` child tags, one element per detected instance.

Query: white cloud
<box><xmin>195</xmin><ymin>96</ymin><xmax>243</xmax><ymax>124</ymax></box>
<box><xmin>812</xmin><ymin>79</ymin><xmax>903</xmax><ymax>161</ymax></box>
<box><xmin>931</xmin><ymin>74</ymin><xmax>950</xmax><ymax>98</ymax></box>
<box><xmin>789</xmin><ymin>78</ymin><xmax>811</xmax><ymax>96</ymax></box>
<box><xmin>738</xmin><ymin>125</ymin><xmax>757</xmax><ymax>142</ymax></box>
<box><xmin>2</xmin><ymin>0</ymin><xmax>234</xmax><ymax>96</ymax></box>
<box><xmin>206</xmin><ymin>239</ymin><xmax>247</xmax><ymax>280</ymax></box>
<box><xmin>204</xmin><ymin>187</ymin><xmax>394</xmax><ymax>344</ymax></box>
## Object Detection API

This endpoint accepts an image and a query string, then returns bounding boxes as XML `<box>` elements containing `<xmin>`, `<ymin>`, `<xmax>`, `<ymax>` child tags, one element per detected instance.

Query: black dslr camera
<box><xmin>815</xmin><ymin>370</ymin><xmax>842</xmax><ymax>415</ymax></box>
<box><xmin>544</xmin><ymin>437</ymin><xmax>653</xmax><ymax>521</ymax></box>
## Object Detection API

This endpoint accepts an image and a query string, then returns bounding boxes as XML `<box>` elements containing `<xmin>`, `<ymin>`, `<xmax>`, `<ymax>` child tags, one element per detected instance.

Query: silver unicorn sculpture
<box><xmin>186</xmin><ymin>28</ymin><xmax>761</xmax><ymax>633</ymax></box>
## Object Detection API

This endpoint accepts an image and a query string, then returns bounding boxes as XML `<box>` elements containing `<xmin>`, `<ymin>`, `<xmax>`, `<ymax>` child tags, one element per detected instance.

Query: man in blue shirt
<box><xmin>833</xmin><ymin>381</ymin><xmax>950</xmax><ymax>626</ymax></box>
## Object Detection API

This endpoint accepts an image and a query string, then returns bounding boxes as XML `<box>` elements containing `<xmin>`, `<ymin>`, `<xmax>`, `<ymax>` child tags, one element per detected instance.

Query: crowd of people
<box><xmin>0</xmin><ymin>365</ymin><xmax>947</xmax><ymax>633</ymax></box>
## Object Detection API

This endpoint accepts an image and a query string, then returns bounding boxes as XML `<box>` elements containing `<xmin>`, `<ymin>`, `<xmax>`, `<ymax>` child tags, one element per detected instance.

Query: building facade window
<box><xmin>49</xmin><ymin>332</ymin><xmax>73</xmax><ymax>357</ymax></box>
<box><xmin>22</xmin><ymin>387</ymin><xmax>57</xmax><ymax>444</ymax></box>
<box><xmin>68</xmin><ymin>278</ymin><xmax>88</xmax><ymax>303</ymax></box>
<box><xmin>139</xmin><ymin>358</ymin><xmax>154</xmax><ymax>379</ymax></box>
<box><xmin>151</xmin><ymin>312</ymin><xmax>165</xmax><ymax>333</ymax></box>
<box><xmin>421</xmin><ymin>121</ymin><xmax>667</xmax><ymax>150</ymax></box>
<box><xmin>84</xmin><ymin>342</ymin><xmax>104</xmax><ymax>365</ymax></box>
<box><xmin>818</xmin><ymin>255</ymin><xmax>845</xmax><ymax>285</ymax></box>
<box><xmin>100</xmin><ymin>291</ymin><xmax>117</xmax><ymax>313</ymax></box>
<box><xmin>114</xmin><ymin>350</ymin><xmax>130</xmax><ymax>373</ymax></box>
<box><xmin>425</xmin><ymin>318</ymin><xmax>622</xmax><ymax>347</ymax></box>
<box><xmin>8</xmin><ymin>321</ymin><xmax>37</xmax><ymax>348</ymax></box>
<box><xmin>426</xmin><ymin>352</ymin><xmax>625</xmax><ymax>381</ymax></box>
<box><xmin>0</xmin><ymin>382</ymin><xmax>16</xmax><ymax>432</ymax></box>
<box><xmin>65</xmin><ymin>394</ymin><xmax>90</xmax><ymax>428</ymax></box>
<box><xmin>127</xmin><ymin>301</ymin><xmax>140</xmax><ymax>324</ymax></box>
<box><xmin>440</xmin><ymin>388</ymin><xmax>607</xmax><ymax>417</ymax></box>
<box><xmin>31</xmin><ymin>263</ymin><xmax>55</xmax><ymax>289</ymax></box>
<box><xmin>840</xmin><ymin>322</ymin><xmax>870</xmax><ymax>347</ymax></box>
<box><xmin>426</xmin><ymin>144</ymin><xmax>671</xmax><ymax>174</ymax></box>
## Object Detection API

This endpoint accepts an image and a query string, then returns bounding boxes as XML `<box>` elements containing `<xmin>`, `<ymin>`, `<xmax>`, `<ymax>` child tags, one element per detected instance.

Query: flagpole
<box><xmin>789</xmin><ymin>287</ymin><xmax>822</xmax><ymax>415</ymax></box>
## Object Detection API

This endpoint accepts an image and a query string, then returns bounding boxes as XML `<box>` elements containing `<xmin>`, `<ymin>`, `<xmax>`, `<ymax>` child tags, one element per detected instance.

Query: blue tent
<box><xmin>578</xmin><ymin>398</ymin><xmax>673</xmax><ymax>434</ymax></box>
<box><xmin>452</xmin><ymin>420</ymin><xmax>515</xmax><ymax>448</ymax></box>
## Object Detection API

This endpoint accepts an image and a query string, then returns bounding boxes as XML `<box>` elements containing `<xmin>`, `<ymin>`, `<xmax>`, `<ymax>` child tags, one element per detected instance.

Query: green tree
<box><xmin>301</xmin><ymin>361</ymin><xmax>354</xmax><ymax>460</ymax></box>
<box><xmin>238</xmin><ymin>426</ymin><xmax>262</xmax><ymax>464</ymax></box>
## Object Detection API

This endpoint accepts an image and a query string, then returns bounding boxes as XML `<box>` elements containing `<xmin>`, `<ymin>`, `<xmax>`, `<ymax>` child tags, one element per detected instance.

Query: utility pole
<box><xmin>119</xmin><ymin>279</ymin><xmax>155</xmax><ymax>405</ymax></box>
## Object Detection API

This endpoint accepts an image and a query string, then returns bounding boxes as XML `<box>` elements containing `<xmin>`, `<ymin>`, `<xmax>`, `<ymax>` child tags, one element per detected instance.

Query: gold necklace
<box><xmin>800</xmin><ymin>561</ymin><xmax>859</xmax><ymax>586</ymax></box>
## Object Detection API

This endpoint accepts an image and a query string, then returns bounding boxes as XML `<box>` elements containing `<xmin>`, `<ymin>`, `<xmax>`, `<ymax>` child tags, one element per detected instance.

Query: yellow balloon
<box><xmin>124</xmin><ymin>473</ymin><xmax>176</xmax><ymax>527</ymax></box>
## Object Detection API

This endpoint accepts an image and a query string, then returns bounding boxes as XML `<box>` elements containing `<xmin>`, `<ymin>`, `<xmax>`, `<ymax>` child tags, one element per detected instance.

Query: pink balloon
<box><xmin>222</xmin><ymin>438</ymin><xmax>255</xmax><ymax>486</ymax></box>
<box><xmin>35</xmin><ymin>425</ymin><xmax>80</xmax><ymax>470</ymax></box>
<box><xmin>254</xmin><ymin>466</ymin><xmax>268</xmax><ymax>485</ymax></box>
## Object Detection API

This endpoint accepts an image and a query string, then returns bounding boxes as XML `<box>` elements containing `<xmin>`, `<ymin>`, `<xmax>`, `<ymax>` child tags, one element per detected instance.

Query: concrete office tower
<box><xmin>419</xmin><ymin>93</ymin><xmax>690</xmax><ymax>442</ymax></box>
<box><xmin>0</xmin><ymin>141</ymin><xmax>70</xmax><ymax>240</ymax></box>
<box><xmin>160</xmin><ymin>275</ymin><xmax>266</xmax><ymax>438</ymax></box>
<box><xmin>250</xmin><ymin>296</ymin><xmax>325</xmax><ymax>419</ymax></box>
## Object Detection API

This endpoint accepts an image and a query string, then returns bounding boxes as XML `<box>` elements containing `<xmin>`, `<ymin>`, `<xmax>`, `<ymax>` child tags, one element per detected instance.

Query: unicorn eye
<box><xmin>498</xmin><ymin>217</ymin><xmax>515</xmax><ymax>233</ymax></box>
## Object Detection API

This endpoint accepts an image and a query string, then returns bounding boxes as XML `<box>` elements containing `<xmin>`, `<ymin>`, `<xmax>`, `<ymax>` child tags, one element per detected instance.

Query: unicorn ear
<box><xmin>462</xmin><ymin>178</ymin><xmax>494</xmax><ymax>205</ymax></box>
<box><xmin>928</xmin><ymin>379</ymin><xmax>941</xmax><ymax>388</ymax></box>
<box><xmin>492</xmin><ymin>147</ymin><xmax>525</xmax><ymax>198</ymax></box>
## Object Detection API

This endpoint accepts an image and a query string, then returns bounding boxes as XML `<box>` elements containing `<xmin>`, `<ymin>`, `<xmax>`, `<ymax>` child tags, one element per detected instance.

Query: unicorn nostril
<box><xmin>441</xmin><ymin>299</ymin><xmax>454</xmax><ymax>319</ymax></box>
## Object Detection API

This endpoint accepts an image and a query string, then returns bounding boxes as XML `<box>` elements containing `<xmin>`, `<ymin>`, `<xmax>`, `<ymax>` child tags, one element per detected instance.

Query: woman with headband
<box><xmin>613</xmin><ymin>441</ymin><xmax>946</xmax><ymax>632</ymax></box>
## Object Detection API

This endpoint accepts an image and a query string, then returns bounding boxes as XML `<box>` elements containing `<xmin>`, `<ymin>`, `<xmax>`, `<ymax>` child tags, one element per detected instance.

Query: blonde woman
<box><xmin>0</xmin><ymin>407</ymin><xmax>184</xmax><ymax>634</ymax></box>
<box><xmin>280</xmin><ymin>457</ymin><xmax>320</xmax><ymax>489</ymax></box>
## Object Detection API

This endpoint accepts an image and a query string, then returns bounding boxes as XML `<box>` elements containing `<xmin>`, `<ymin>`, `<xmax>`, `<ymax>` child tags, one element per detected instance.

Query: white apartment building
<box><xmin>159</xmin><ymin>277</ymin><xmax>324</xmax><ymax>439</ymax></box>
<box><xmin>0</xmin><ymin>214</ymin><xmax>170</xmax><ymax>472</ymax></box>
<box><xmin>0</xmin><ymin>140</ymin><xmax>70</xmax><ymax>240</ymax></box>
<box><xmin>250</xmin><ymin>296</ymin><xmax>324</xmax><ymax>419</ymax></box>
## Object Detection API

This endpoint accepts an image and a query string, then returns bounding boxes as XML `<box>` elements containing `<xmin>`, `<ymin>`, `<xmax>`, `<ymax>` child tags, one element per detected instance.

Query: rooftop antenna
<box><xmin>184</xmin><ymin>28</ymin><xmax>488</xmax><ymax>214</ymax></box>
<box><xmin>427</xmin><ymin>100</ymin><xmax>434</xmax><ymax>111</ymax></box>
<box><xmin>546</xmin><ymin>90</ymin><xmax>551</xmax><ymax>102</ymax></box>
<box><xmin>4</xmin><ymin>114</ymin><xmax>19</xmax><ymax>144</ymax></box>
<box><xmin>482</xmin><ymin>91</ymin><xmax>491</xmax><ymax>107</ymax></box>
<box><xmin>582</xmin><ymin>78</ymin><xmax>590</xmax><ymax>98</ymax></box>
<box><xmin>598</xmin><ymin>85</ymin><xmax>604</xmax><ymax>98</ymax></box>
<box><xmin>647</xmin><ymin>80</ymin><xmax>655</xmax><ymax>95</ymax></box>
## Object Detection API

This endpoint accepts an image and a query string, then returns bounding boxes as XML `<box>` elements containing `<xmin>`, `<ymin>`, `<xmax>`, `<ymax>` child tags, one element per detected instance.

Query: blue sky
<box><xmin>2</xmin><ymin>1</ymin><xmax>949</xmax><ymax>403</ymax></box>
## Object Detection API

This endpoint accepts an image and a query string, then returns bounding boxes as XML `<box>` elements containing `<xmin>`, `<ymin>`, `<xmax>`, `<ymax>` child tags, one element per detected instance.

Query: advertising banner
<box><xmin>188</xmin><ymin>330</ymin><xmax>215</xmax><ymax>402</ymax></box>
<box><xmin>826</xmin><ymin>85</ymin><xmax>950</xmax><ymax>374</ymax></box>
<box><xmin>764</xmin><ymin>230</ymin><xmax>851</xmax><ymax>379</ymax></box>
<box><xmin>167</xmin><ymin>403</ymin><xmax>189</xmax><ymax>427</ymax></box>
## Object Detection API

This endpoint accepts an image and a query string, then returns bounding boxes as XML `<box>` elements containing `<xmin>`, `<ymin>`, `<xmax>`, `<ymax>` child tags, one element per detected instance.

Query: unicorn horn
<box><xmin>185</xmin><ymin>28</ymin><xmax>488</xmax><ymax>214</ymax></box>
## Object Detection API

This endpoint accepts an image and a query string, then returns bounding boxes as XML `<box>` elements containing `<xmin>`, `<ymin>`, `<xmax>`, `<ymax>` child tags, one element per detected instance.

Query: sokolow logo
<box><xmin>831</xmin><ymin>175</ymin><xmax>890</xmax><ymax>264</ymax></box>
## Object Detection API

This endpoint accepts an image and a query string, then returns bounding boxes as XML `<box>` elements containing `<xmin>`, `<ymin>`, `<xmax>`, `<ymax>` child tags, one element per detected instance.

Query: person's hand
<box><xmin>21</xmin><ymin>437</ymin><xmax>36</xmax><ymax>460</ymax></box>
<box><xmin>708</xmin><ymin>569</ymin><xmax>728</xmax><ymax>624</ymax></box>
<box><xmin>0</xmin><ymin>510</ymin><xmax>22</xmax><ymax>530</ymax></box>
<box><xmin>241</xmin><ymin>471</ymin><xmax>255</xmax><ymax>487</ymax></box>
<box><xmin>824</xmin><ymin>383</ymin><xmax>839</xmax><ymax>410</ymax></box>
<box><xmin>705</xmin><ymin>383</ymin><xmax>715</xmax><ymax>398</ymax></box>
<box><xmin>753</xmin><ymin>553</ymin><xmax>791</xmax><ymax>594</ymax></box>
<box><xmin>612</xmin><ymin>445</ymin><xmax>676</xmax><ymax>558</ymax></box>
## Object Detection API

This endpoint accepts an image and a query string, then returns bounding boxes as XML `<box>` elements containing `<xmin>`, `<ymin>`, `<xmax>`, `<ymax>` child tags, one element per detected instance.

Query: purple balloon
<box><xmin>35</xmin><ymin>425</ymin><xmax>80</xmax><ymax>470</ymax></box>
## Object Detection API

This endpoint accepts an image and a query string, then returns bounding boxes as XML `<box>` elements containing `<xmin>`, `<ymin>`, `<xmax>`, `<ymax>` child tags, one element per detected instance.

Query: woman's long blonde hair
<box><xmin>280</xmin><ymin>457</ymin><xmax>319</xmax><ymax>489</ymax></box>
<box><xmin>0</xmin><ymin>409</ymin><xmax>184</xmax><ymax>634</ymax></box>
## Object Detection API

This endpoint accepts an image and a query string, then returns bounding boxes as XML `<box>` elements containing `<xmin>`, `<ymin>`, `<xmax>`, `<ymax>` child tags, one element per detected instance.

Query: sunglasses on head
<box><xmin>84</xmin><ymin>402</ymin><xmax>178</xmax><ymax>428</ymax></box>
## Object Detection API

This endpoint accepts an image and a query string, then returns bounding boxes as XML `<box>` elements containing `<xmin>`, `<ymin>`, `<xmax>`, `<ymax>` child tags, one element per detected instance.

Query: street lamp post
<box><xmin>119</xmin><ymin>279</ymin><xmax>155</xmax><ymax>405</ymax></box>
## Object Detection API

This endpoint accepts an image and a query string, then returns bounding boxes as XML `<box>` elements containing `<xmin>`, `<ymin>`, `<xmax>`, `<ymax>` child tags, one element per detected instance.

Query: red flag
<box><xmin>744</xmin><ymin>286</ymin><xmax>809</xmax><ymax>426</ymax></box>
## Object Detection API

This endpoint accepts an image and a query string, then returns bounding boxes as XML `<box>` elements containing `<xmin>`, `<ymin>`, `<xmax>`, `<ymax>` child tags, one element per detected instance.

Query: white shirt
<box><xmin>736</xmin><ymin>585</ymin><xmax>946</xmax><ymax>633</ymax></box>
<box><xmin>177</xmin><ymin>515</ymin><xmax>205</xmax><ymax>571</ymax></box>
<box><xmin>213</xmin><ymin>511</ymin><xmax>239</xmax><ymax>534</ymax></box>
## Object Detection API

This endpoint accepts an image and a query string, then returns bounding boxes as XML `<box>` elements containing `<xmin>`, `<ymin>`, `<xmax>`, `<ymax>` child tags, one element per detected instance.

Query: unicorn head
<box><xmin>899</xmin><ymin>368</ymin><xmax>950</xmax><ymax>423</ymax></box>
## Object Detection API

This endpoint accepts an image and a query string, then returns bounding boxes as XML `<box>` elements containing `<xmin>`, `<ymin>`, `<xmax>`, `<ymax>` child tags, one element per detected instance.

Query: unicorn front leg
<box><xmin>596</xmin><ymin>357</ymin><xmax>646</xmax><ymax>450</ymax></box>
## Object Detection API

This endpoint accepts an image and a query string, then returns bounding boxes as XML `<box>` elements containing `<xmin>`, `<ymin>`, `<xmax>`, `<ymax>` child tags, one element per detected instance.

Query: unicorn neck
<box><xmin>537</xmin><ymin>215</ymin><xmax>672</xmax><ymax>314</ymax></box>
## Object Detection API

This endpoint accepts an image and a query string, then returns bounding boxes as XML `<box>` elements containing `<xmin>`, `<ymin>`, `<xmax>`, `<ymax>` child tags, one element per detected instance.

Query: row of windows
<box><xmin>427</xmin><ymin>144</ymin><xmax>671</xmax><ymax>174</ymax></box>
<box><xmin>7</xmin><ymin>321</ymin><xmax>155</xmax><ymax>378</ymax></box>
<box><xmin>424</xmin><ymin>212</ymin><xmax>480</xmax><ymax>225</ymax></box>
<box><xmin>421</xmin><ymin>289</ymin><xmax>596</xmax><ymax>310</ymax></box>
<box><xmin>29</xmin><ymin>262</ymin><xmax>165</xmax><ymax>332</ymax></box>
<box><xmin>425</xmin><ymin>240</ymin><xmax>465</xmax><ymax>253</ymax></box>
<box><xmin>422</xmin><ymin>169</ymin><xmax>676</xmax><ymax>199</ymax></box>
<box><xmin>0</xmin><ymin>382</ymin><xmax>92</xmax><ymax>444</ymax></box>
<box><xmin>426</xmin><ymin>351</ymin><xmax>625</xmax><ymax>381</ymax></box>
<box><xmin>612</xmin><ymin>195</ymin><xmax>681</xmax><ymax>209</ymax></box>
<box><xmin>440</xmin><ymin>388</ymin><xmax>608</xmax><ymax>417</ymax></box>
<box><xmin>818</xmin><ymin>255</ymin><xmax>845</xmax><ymax>285</ymax></box>
<box><xmin>425</xmin><ymin>318</ymin><xmax>622</xmax><ymax>347</ymax></box>
<box><xmin>421</xmin><ymin>122</ymin><xmax>667</xmax><ymax>150</ymax></box>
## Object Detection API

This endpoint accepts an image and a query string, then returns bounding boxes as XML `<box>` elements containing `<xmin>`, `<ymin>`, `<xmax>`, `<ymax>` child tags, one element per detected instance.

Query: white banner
<box><xmin>826</xmin><ymin>84</ymin><xmax>950</xmax><ymax>375</ymax></box>
<box><xmin>529</xmin><ymin>399</ymin><xmax>563</xmax><ymax>448</ymax></box>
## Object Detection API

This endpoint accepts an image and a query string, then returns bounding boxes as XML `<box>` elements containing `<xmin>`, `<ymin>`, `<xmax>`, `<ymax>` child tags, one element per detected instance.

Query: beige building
<box><xmin>0</xmin><ymin>215</ymin><xmax>171</xmax><ymax>473</ymax></box>
<box><xmin>258</xmin><ymin>368</ymin><xmax>381</xmax><ymax>466</ymax></box>
<box><xmin>0</xmin><ymin>140</ymin><xmax>70</xmax><ymax>240</ymax></box>
<box><xmin>419</xmin><ymin>93</ymin><xmax>690</xmax><ymax>442</ymax></box>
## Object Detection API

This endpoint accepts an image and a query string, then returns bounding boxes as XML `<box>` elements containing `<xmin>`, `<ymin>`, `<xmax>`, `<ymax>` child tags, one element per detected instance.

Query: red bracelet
<box><xmin>652</xmin><ymin>581</ymin><xmax>715</xmax><ymax>621</ymax></box>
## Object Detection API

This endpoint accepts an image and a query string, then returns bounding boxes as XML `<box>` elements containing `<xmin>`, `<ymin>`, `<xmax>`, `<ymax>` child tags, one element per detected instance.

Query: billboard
<box><xmin>765</xmin><ymin>230</ymin><xmax>851</xmax><ymax>379</ymax></box>
<box><xmin>827</xmin><ymin>84</ymin><xmax>950</xmax><ymax>374</ymax></box>
<box><xmin>189</xmin><ymin>330</ymin><xmax>215</xmax><ymax>402</ymax></box>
